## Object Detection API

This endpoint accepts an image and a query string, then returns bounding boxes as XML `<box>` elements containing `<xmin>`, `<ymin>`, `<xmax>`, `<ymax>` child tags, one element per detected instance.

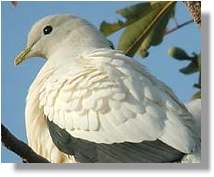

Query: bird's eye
<box><xmin>43</xmin><ymin>25</ymin><xmax>53</xmax><ymax>35</ymax></box>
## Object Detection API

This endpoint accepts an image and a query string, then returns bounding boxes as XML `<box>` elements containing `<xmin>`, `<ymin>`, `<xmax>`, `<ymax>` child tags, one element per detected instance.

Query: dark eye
<box><xmin>43</xmin><ymin>25</ymin><xmax>53</xmax><ymax>35</ymax></box>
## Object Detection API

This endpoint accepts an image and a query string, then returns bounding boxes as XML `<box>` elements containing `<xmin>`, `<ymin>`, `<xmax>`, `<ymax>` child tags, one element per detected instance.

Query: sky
<box><xmin>1</xmin><ymin>1</ymin><xmax>200</xmax><ymax>163</ymax></box>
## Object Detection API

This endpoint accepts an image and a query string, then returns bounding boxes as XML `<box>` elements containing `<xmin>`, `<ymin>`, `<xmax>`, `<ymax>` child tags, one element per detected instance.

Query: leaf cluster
<box><xmin>168</xmin><ymin>47</ymin><xmax>201</xmax><ymax>99</ymax></box>
<box><xmin>100</xmin><ymin>1</ymin><xmax>176</xmax><ymax>57</ymax></box>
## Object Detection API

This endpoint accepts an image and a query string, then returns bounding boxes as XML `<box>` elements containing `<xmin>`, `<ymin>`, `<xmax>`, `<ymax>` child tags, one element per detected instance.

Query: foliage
<box><xmin>168</xmin><ymin>47</ymin><xmax>201</xmax><ymax>99</ymax></box>
<box><xmin>100</xmin><ymin>1</ymin><xmax>176</xmax><ymax>57</ymax></box>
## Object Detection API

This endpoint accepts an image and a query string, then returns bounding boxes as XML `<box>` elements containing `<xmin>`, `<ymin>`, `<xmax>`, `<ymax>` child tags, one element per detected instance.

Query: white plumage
<box><xmin>15</xmin><ymin>15</ymin><xmax>200</xmax><ymax>163</ymax></box>
<box><xmin>182</xmin><ymin>99</ymin><xmax>201</xmax><ymax>163</ymax></box>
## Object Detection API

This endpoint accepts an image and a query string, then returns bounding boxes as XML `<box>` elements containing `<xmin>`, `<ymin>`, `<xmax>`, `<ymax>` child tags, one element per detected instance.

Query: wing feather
<box><xmin>39</xmin><ymin>48</ymin><xmax>199</xmax><ymax>153</ymax></box>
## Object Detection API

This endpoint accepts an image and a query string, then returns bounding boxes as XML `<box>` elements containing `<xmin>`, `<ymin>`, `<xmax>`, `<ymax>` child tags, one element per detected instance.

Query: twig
<box><xmin>165</xmin><ymin>19</ymin><xmax>194</xmax><ymax>36</ymax></box>
<box><xmin>1</xmin><ymin>124</ymin><xmax>50</xmax><ymax>163</ymax></box>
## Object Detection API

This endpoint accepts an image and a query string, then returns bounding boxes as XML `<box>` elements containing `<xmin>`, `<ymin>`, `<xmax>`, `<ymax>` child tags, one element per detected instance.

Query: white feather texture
<box><xmin>21</xmin><ymin>15</ymin><xmax>200</xmax><ymax>163</ymax></box>
<box><xmin>181</xmin><ymin>99</ymin><xmax>201</xmax><ymax>163</ymax></box>
<box><xmin>36</xmin><ymin>48</ymin><xmax>199</xmax><ymax>154</ymax></box>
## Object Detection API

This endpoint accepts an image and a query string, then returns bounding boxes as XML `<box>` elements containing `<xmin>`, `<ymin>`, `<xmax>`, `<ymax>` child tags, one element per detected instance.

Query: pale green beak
<box><xmin>14</xmin><ymin>44</ymin><xmax>33</xmax><ymax>65</ymax></box>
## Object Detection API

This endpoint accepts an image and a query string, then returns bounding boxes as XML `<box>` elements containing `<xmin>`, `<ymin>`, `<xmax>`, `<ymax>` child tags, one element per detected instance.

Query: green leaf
<box><xmin>118</xmin><ymin>1</ymin><xmax>176</xmax><ymax>57</ymax></box>
<box><xmin>168</xmin><ymin>47</ymin><xmax>192</xmax><ymax>60</ymax></box>
<box><xmin>179</xmin><ymin>61</ymin><xmax>198</xmax><ymax>75</ymax></box>
<box><xmin>116</xmin><ymin>2</ymin><xmax>152</xmax><ymax>21</ymax></box>
<box><xmin>100</xmin><ymin>20</ymin><xmax>126</xmax><ymax>36</ymax></box>
<box><xmin>191</xmin><ymin>91</ymin><xmax>201</xmax><ymax>100</ymax></box>
<box><xmin>100</xmin><ymin>2</ymin><xmax>176</xmax><ymax>57</ymax></box>
<box><xmin>100</xmin><ymin>2</ymin><xmax>152</xmax><ymax>36</ymax></box>
<box><xmin>139</xmin><ymin>49</ymin><xmax>149</xmax><ymax>58</ymax></box>
<box><xmin>138</xmin><ymin>5</ymin><xmax>175</xmax><ymax>58</ymax></box>
<box><xmin>193</xmin><ymin>83</ymin><xmax>201</xmax><ymax>89</ymax></box>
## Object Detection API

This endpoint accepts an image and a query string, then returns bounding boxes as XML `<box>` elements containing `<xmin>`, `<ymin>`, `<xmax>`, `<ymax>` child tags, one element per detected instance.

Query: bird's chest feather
<box><xmin>25</xmin><ymin>64</ymin><xmax>76</xmax><ymax>163</ymax></box>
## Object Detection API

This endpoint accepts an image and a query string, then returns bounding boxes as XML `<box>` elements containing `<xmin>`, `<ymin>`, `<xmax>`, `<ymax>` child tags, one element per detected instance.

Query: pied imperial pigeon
<box><xmin>14</xmin><ymin>15</ymin><xmax>200</xmax><ymax>163</ymax></box>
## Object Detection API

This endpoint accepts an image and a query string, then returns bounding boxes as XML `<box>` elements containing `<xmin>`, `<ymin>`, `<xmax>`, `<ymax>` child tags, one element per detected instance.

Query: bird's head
<box><xmin>14</xmin><ymin>14</ymin><xmax>108</xmax><ymax>65</ymax></box>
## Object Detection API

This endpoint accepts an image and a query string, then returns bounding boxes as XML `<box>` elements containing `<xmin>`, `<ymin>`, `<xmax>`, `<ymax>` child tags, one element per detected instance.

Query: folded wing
<box><xmin>39</xmin><ymin>48</ymin><xmax>199</xmax><ymax>161</ymax></box>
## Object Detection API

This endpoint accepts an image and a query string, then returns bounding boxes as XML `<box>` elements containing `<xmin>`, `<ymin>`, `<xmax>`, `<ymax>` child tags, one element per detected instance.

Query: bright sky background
<box><xmin>1</xmin><ymin>1</ymin><xmax>200</xmax><ymax>163</ymax></box>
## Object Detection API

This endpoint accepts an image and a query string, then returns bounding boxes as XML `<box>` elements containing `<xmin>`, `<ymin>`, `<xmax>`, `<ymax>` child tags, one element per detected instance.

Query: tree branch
<box><xmin>1</xmin><ymin>124</ymin><xmax>50</xmax><ymax>163</ymax></box>
<box><xmin>183</xmin><ymin>1</ymin><xmax>201</xmax><ymax>26</ymax></box>
<box><xmin>165</xmin><ymin>19</ymin><xmax>194</xmax><ymax>35</ymax></box>
<box><xmin>11</xmin><ymin>1</ymin><xmax>18</xmax><ymax>7</ymax></box>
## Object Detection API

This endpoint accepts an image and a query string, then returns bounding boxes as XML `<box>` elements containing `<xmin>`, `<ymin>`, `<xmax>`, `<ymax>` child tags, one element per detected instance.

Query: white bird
<box><xmin>14</xmin><ymin>14</ymin><xmax>200</xmax><ymax>163</ymax></box>
<box><xmin>182</xmin><ymin>99</ymin><xmax>201</xmax><ymax>163</ymax></box>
